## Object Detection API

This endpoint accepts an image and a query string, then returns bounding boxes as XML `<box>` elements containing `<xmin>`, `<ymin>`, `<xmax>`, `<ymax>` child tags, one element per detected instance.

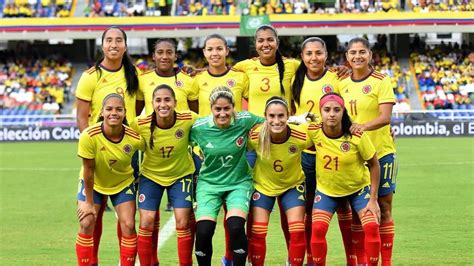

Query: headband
<box><xmin>265</xmin><ymin>99</ymin><xmax>288</xmax><ymax>109</ymax></box>
<box><xmin>210</xmin><ymin>90</ymin><xmax>234</xmax><ymax>101</ymax></box>
<box><xmin>319</xmin><ymin>94</ymin><xmax>345</xmax><ymax>110</ymax></box>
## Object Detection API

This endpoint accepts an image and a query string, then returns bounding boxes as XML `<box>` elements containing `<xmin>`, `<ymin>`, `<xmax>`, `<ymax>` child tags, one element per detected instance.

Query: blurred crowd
<box><xmin>1</xmin><ymin>0</ymin><xmax>73</xmax><ymax>18</ymax></box>
<box><xmin>0</xmin><ymin>50</ymin><xmax>74</xmax><ymax>114</ymax></box>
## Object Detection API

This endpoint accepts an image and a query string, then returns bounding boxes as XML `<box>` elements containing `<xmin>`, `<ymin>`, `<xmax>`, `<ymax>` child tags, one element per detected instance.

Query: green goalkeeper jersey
<box><xmin>191</xmin><ymin>111</ymin><xmax>264</xmax><ymax>191</ymax></box>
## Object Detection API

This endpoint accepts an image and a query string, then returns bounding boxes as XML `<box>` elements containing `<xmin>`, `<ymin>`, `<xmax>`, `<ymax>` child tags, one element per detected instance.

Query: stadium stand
<box><xmin>411</xmin><ymin>43</ymin><xmax>473</xmax><ymax>111</ymax></box>
<box><xmin>1</xmin><ymin>0</ymin><xmax>73</xmax><ymax>18</ymax></box>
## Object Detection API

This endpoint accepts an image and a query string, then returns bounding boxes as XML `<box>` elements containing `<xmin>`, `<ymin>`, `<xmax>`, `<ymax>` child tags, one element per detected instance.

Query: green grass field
<box><xmin>0</xmin><ymin>138</ymin><xmax>473</xmax><ymax>265</ymax></box>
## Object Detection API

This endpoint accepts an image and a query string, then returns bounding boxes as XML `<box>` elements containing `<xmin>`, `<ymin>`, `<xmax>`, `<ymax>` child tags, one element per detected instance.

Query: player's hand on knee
<box><xmin>363</xmin><ymin>199</ymin><xmax>381</xmax><ymax>224</ymax></box>
<box><xmin>77</xmin><ymin>202</ymin><xmax>97</xmax><ymax>222</ymax></box>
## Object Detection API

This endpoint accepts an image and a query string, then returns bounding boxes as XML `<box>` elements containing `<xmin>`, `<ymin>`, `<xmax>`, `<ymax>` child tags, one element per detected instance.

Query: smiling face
<box><xmin>265</xmin><ymin>103</ymin><xmax>289</xmax><ymax>135</ymax></box>
<box><xmin>302</xmin><ymin>41</ymin><xmax>327</xmax><ymax>77</ymax></box>
<box><xmin>211</xmin><ymin>97</ymin><xmax>234</xmax><ymax>128</ymax></box>
<box><xmin>101</xmin><ymin>28</ymin><xmax>127</xmax><ymax>62</ymax></box>
<box><xmin>255</xmin><ymin>29</ymin><xmax>279</xmax><ymax>63</ymax></box>
<box><xmin>153</xmin><ymin>41</ymin><xmax>177</xmax><ymax>74</ymax></box>
<box><xmin>346</xmin><ymin>41</ymin><xmax>372</xmax><ymax>72</ymax></box>
<box><xmin>152</xmin><ymin>88</ymin><xmax>176</xmax><ymax>119</ymax></box>
<box><xmin>101</xmin><ymin>96</ymin><xmax>126</xmax><ymax>127</ymax></box>
<box><xmin>321</xmin><ymin>101</ymin><xmax>343</xmax><ymax>128</ymax></box>
<box><xmin>203</xmin><ymin>37</ymin><xmax>229</xmax><ymax>69</ymax></box>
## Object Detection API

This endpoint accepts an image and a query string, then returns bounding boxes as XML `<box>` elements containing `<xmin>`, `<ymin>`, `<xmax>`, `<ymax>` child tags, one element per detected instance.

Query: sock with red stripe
<box><xmin>305</xmin><ymin>214</ymin><xmax>313</xmax><ymax>265</ymax></box>
<box><xmin>92</xmin><ymin>203</ymin><xmax>106</xmax><ymax>265</ymax></box>
<box><xmin>249</xmin><ymin>221</ymin><xmax>268</xmax><ymax>266</ymax></box>
<box><xmin>278</xmin><ymin>198</ymin><xmax>290</xmax><ymax>251</ymax></box>
<box><xmin>76</xmin><ymin>233</ymin><xmax>93</xmax><ymax>266</ymax></box>
<box><xmin>337</xmin><ymin>209</ymin><xmax>357</xmax><ymax>265</ymax></box>
<box><xmin>176</xmin><ymin>226</ymin><xmax>193</xmax><ymax>266</ymax></box>
<box><xmin>151</xmin><ymin>211</ymin><xmax>160</xmax><ymax>266</ymax></box>
<box><xmin>137</xmin><ymin>227</ymin><xmax>153</xmax><ymax>266</ymax></box>
<box><xmin>246</xmin><ymin>211</ymin><xmax>254</xmax><ymax>261</ymax></box>
<box><xmin>120</xmin><ymin>234</ymin><xmax>137</xmax><ymax>266</ymax></box>
<box><xmin>361</xmin><ymin>215</ymin><xmax>381</xmax><ymax>266</ymax></box>
<box><xmin>311</xmin><ymin>212</ymin><xmax>332</xmax><ymax>266</ymax></box>
<box><xmin>288</xmin><ymin>221</ymin><xmax>306</xmax><ymax>266</ymax></box>
<box><xmin>380</xmin><ymin>221</ymin><xmax>395</xmax><ymax>266</ymax></box>
<box><xmin>351</xmin><ymin>216</ymin><xmax>366</xmax><ymax>265</ymax></box>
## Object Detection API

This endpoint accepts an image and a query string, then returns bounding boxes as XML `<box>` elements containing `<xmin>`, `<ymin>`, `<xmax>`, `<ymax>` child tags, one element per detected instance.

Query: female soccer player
<box><xmin>75</xmin><ymin>93</ymin><xmax>144</xmax><ymax>266</ymax></box>
<box><xmin>75</xmin><ymin>26</ymin><xmax>142</xmax><ymax>266</ymax></box>
<box><xmin>132</xmin><ymin>84</ymin><xmax>198</xmax><ymax>266</ymax></box>
<box><xmin>191</xmin><ymin>86</ymin><xmax>264</xmax><ymax>266</ymax></box>
<box><xmin>191</xmin><ymin>34</ymin><xmax>249</xmax><ymax>116</ymax></box>
<box><xmin>139</xmin><ymin>38</ymin><xmax>197</xmax><ymax>114</ymax></box>
<box><xmin>340</xmin><ymin>37</ymin><xmax>397</xmax><ymax>266</ymax></box>
<box><xmin>308</xmin><ymin>93</ymin><xmax>381</xmax><ymax>266</ymax></box>
<box><xmin>291</xmin><ymin>37</ymin><xmax>355</xmax><ymax>265</ymax></box>
<box><xmin>248</xmin><ymin>96</ymin><xmax>311</xmax><ymax>266</ymax></box>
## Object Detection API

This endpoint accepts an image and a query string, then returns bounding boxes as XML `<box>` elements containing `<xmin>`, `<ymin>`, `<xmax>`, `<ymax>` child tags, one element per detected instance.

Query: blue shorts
<box><xmin>378</xmin><ymin>153</ymin><xmax>397</xmax><ymax>197</ymax></box>
<box><xmin>313</xmin><ymin>186</ymin><xmax>371</xmax><ymax>214</ymax></box>
<box><xmin>138</xmin><ymin>175</ymin><xmax>193</xmax><ymax>211</ymax></box>
<box><xmin>246</xmin><ymin>150</ymin><xmax>257</xmax><ymax>168</ymax></box>
<box><xmin>77</xmin><ymin>179</ymin><xmax>136</xmax><ymax>206</ymax></box>
<box><xmin>301</xmin><ymin>152</ymin><xmax>316</xmax><ymax>196</ymax></box>
<box><xmin>251</xmin><ymin>184</ymin><xmax>306</xmax><ymax>212</ymax></box>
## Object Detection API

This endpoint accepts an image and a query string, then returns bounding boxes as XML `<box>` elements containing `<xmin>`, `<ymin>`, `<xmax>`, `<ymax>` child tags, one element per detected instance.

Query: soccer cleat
<box><xmin>221</xmin><ymin>256</ymin><xmax>233</xmax><ymax>266</ymax></box>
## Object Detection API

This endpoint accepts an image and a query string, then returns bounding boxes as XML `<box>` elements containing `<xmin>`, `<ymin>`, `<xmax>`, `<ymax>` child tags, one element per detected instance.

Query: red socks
<box><xmin>120</xmin><ymin>234</ymin><xmax>137</xmax><ymax>266</ymax></box>
<box><xmin>176</xmin><ymin>226</ymin><xmax>193</xmax><ymax>266</ymax></box>
<box><xmin>337</xmin><ymin>209</ymin><xmax>356</xmax><ymax>265</ymax></box>
<box><xmin>288</xmin><ymin>221</ymin><xmax>306</xmax><ymax>266</ymax></box>
<box><xmin>361</xmin><ymin>214</ymin><xmax>381</xmax><ymax>266</ymax></box>
<box><xmin>311</xmin><ymin>212</ymin><xmax>332</xmax><ymax>266</ymax></box>
<box><xmin>249</xmin><ymin>221</ymin><xmax>268</xmax><ymax>266</ymax></box>
<box><xmin>151</xmin><ymin>211</ymin><xmax>160</xmax><ymax>265</ymax></box>
<box><xmin>138</xmin><ymin>227</ymin><xmax>153</xmax><ymax>266</ymax></box>
<box><xmin>380</xmin><ymin>221</ymin><xmax>395</xmax><ymax>266</ymax></box>
<box><xmin>76</xmin><ymin>233</ymin><xmax>93</xmax><ymax>266</ymax></box>
<box><xmin>305</xmin><ymin>214</ymin><xmax>313</xmax><ymax>264</ymax></box>
<box><xmin>351</xmin><ymin>217</ymin><xmax>366</xmax><ymax>265</ymax></box>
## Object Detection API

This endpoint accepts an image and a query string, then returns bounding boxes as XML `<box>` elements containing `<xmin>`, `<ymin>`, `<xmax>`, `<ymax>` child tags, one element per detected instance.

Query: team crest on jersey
<box><xmin>362</xmin><ymin>85</ymin><xmax>372</xmax><ymax>94</ymax></box>
<box><xmin>175</xmin><ymin>129</ymin><xmax>184</xmax><ymax>139</ymax></box>
<box><xmin>123</xmin><ymin>144</ymin><xmax>132</xmax><ymax>154</ymax></box>
<box><xmin>340</xmin><ymin>142</ymin><xmax>351</xmax><ymax>152</ymax></box>
<box><xmin>236</xmin><ymin>136</ymin><xmax>244</xmax><ymax>147</ymax></box>
<box><xmin>226</xmin><ymin>79</ymin><xmax>236</xmax><ymax>88</ymax></box>
<box><xmin>314</xmin><ymin>195</ymin><xmax>321</xmax><ymax>203</ymax></box>
<box><xmin>138</xmin><ymin>194</ymin><xmax>146</xmax><ymax>203</ymax></box>
<box><xmin>175</xmin><ymin>80</ymin><xmax>183</xmax><ymax>88</ymax></box>
<box><xmin>322</xmin><ymin>84</ymin><xmax>334</xmax><ymax>94</ymax></box>
<box><xmin>288</xmin><ymin>145</ymin><xmax>297</xmax><ymax>154</ymax></box>
<box><xmin>252</xmin><ymin>192</ymin><xmax>261</xmax><ymax>201</ymax></box>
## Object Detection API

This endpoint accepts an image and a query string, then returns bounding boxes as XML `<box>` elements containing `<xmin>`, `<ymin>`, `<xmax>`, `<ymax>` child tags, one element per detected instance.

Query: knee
<box><xmin>140</xmin><ymin>214</ymin><xmax>155</xmax><ymax>231</ymax></box>
<box><xmin>226</xmin><ymin>216</ymin><xmax>246</xmax><ymax>238</ymax></box>
<box><xmin>175</xmin><ymin>216</ymin><xmax>190</xmax><ymax>229</ymax></box>
<box><xmin>196</xmin><ymin>220</ymin><xmax>216</xmax><ymax>241</ymax></box>
<box><xmin>312</xmin><ymin>221</ymin><xmax>329</xmax><ymax>240</ymax></box>
<box><xmin>79</xmin><ymin>215</ymin><xmax>96</xmax><ymax>234</ymax></box>
<box><xmin>120</xmin><ymin>218</ymin><xmax>136</xmax><ymax>235</ymax></box>
<box><xmin>378</xmin><ymin>197</ymin><xmax>393</xmax><ymax>223</ymax></box>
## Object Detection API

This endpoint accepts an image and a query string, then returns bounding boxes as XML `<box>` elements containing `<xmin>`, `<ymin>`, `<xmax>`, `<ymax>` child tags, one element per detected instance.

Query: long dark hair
<box><xmin>292</xmin><ymin>37</ymin><xmax>327</xmax><ymax>106</ymax></box>
<box><xmin>149</xmin><ymin>84</ymin><xmax>176</xmax><ymax>150</ymax></box>
<box><xmin>97</xmin><ymin>93</ymin><xmax>128</xmax><ymax>126</ymax></box>
<box><xmin>320</xmin><ymin>93</ymin><xmax>352</xmax><ymax>137</ymax></box>
<box><xmin>255</xmin><ymin>25</ymin><xmax>285</xmax><ymax>96</ymax></box>
<box><xmin>95</xmin><ymin>26</ymin><xmax>138</xmax><ymax>97</ymax></box>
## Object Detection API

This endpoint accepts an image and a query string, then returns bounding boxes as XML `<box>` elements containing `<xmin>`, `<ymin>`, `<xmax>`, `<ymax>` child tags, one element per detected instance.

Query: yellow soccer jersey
<box><xmin>131</xmin><ymin>111</ymin><xmax>198</xmax><ymax>186</ymax></box>
<box><xmin>234</xmin><ymin>57</ymin><xmax>300</xmax><ymax>116</ymax></box>
<box><xmin>308</xmin><ymin>123</ymin><xmax>375</xmax><ymax>197</ymax></box>
<box><xmin>339</xmin><ymin>71</ymin><xmax>396</xmax><ymax>158</ymax></box>
<box><xmin>75</xmin><ymin>65</ymin><xmax>143</xmax><ymax>126</ymax></box>
<box><xmin>138</xmin><ymin>69</ymin><xmax>196</xmax><ymax>115</ymax></box>
<box><xmin>191</xmin><ymin>67</ymin><xmax>249</xmax><ymax>116</ymax></box>
<box><xmin>78</xmin><ymin>123</ymin><xmax>145</xmax><ymax>195</ymax></box>
<box><xmin>249</xmin><ymin>124</ymin><xmax>312</xmax><ymax>196</ymax></box>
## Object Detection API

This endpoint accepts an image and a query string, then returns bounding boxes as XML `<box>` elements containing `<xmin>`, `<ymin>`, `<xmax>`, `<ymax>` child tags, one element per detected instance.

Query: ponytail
<box><xmin>292</xmin><ymin>60</ymin><xmax>307</xmax><ymax>106</ymax></box>
<box><xmin>275</xmin><ymin>50</ymin><xmax>285</xmax><ymax>96</ymax></box>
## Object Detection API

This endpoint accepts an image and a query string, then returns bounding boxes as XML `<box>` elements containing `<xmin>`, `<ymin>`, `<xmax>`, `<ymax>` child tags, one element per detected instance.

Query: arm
<box><xmin>351</xmin><ymin>103</ymin><xmax>393</xmax><ymax>132</ymax></box>
<box><xmin>76</xmin><ymin>98</ymin><xmax>91</xmax><ymax>132</ymax></box>
<box><xmin>188</xmin><ymin>100</ymin><xmax>199</xmax><ymax>113</ymax></box>
<box><xmin>77</xmin><ymin>158</ymin><xmax>96</xmax><ymax>221</ymax></box>
<box><xmin>364</xmin><ymin>154</ymin><xmax>381</xmax><ymax>223</ymax></box>
<box><xmin>135</xmin><ymin>100</ymin><xmax>145</xmax><ymax>116</ymax></box>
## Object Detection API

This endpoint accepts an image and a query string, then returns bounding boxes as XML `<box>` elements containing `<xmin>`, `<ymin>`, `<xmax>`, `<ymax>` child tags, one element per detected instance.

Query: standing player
<box><xmin>339</xmin><ymin>37</ymin><xmax>397</xmax><ymax>266</ymax></box>
<box><xmin>75</xmin><ymin>26</ymin><xmax>142</xmax><ymax>266</ymax></box>
<box><xmin>248</xmin><ymin>97</ymin><xmax>311</xmax><ymax>266</ymax></box>
<box><xmin>132</xmin><ymin>85</ymin><xmax>198</xmax><ymax>266</ymax></box>
<box><xmin>191</xmin><ymin>87</ymin><xmax>264</xmax><ymax>266</ymax></box>
<box><xmin>308</xmin><ymin>93</ymin><xmax>381</xmax><ymax>266</ymax></box>
<box><xmin>291</xmin><ymin>37</ymin><xmax>355</xmax><ymax>265</ymax></box>
<box><xmin>139</xmin><ymin>38</ymin><xmax>197</xmax><ymax>115</ymax></box>
<box><xmin>75</xmin><ymin>93</ymin><xmax>144</xmax><ymax>266</ymax></box>
<box><xmin>191</xmin><ymin>33</ymin><xmax>250</xmax><ymax>266</ymax></box>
